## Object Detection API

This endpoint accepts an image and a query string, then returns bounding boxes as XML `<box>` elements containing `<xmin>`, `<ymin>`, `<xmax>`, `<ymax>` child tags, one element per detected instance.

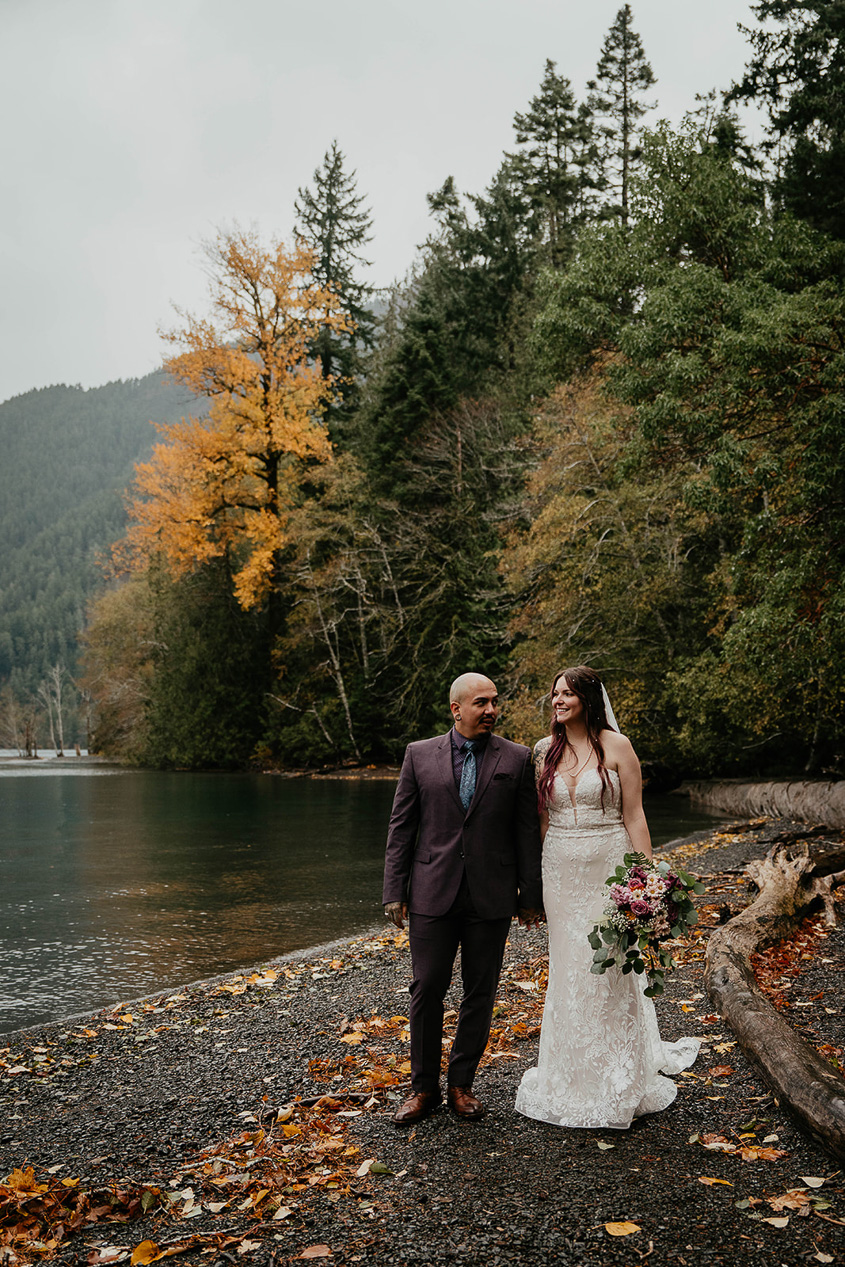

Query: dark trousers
<box><xmin>408</xmin><ymin>877</ymin><xmax>511</xmax><ymax>1094</ymax></box>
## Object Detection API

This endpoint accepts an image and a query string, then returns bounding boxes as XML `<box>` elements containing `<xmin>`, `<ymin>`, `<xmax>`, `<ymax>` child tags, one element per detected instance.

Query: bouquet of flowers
<box><xmin>587</xmin><ymin>852</ymin><xmax>705</xmax><ymax>997</ymax></box>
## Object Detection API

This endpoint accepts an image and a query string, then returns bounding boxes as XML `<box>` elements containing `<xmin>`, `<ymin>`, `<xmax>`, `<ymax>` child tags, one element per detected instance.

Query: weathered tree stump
<box><xmin>704</xmin><ymin>841</ymin><xmax>845</xmax><ymax>1157</ymax></box>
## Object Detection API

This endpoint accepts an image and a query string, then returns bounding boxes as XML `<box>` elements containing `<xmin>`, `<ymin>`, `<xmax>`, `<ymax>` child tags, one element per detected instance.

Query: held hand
<box><xmin>518</xmin><ymin>907</ymin><xmax>545</xmax><ymax>929</ymax></box>
<box><xmin>384</xmin><ymin>901</ymin><xmax>408</xmax><ymax>930</ymax></box>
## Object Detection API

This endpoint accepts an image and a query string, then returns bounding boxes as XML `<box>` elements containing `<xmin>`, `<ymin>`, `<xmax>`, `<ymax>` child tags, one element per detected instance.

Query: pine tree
<box><xmin>510</xmin><ymin>60</ymin><xmax>598</xmax><ymax>267</ymax></box>
<box><xmin>295</xmin><ymin>141</ymin><xmax>375</xmax><ymax>417</ymax></box>
<box><xmin>587</xmin><ymin>4</ymin><xmax>656</xmax><ymax>223</ymax></box>
<box><xmin>728</xmin><ymin>0</ymin><xmax>845</xmax><ymax>239</ymax></box>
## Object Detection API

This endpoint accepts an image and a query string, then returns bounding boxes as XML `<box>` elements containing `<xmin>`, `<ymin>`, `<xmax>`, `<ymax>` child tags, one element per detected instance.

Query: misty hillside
<box><xmin>0</xmin><ymin>372</ymin><xmax>199</xmax><ymax>688</ymax></box>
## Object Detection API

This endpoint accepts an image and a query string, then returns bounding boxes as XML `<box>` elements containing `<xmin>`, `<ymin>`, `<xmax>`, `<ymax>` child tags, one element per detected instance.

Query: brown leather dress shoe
<box><xmin>392</xmin><ymin>1090</ymin><xmax>441</xmax><ymax>1125</ymax></box>
<box><xmin>447</xmin><ymin>1085</ymin><xmax>485</xmax><ymax>1119</ymax></box>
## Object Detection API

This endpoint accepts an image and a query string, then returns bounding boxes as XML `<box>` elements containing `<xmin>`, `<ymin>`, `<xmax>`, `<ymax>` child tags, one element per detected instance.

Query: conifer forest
<box><xmin>3</xmin><ymin>3</ymin><xmax>844</xmax><ymax>777</ymax></box>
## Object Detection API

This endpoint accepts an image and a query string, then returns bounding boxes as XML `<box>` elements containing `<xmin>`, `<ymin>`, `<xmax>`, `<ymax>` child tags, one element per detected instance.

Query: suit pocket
<box><xmin>493</xmin><ymin>772</ymin><xmax>513</xmax><ymax>781</ymax></box>
<box><xmin>414</xmin><ymin>851</ymin><xmax>433</xmax><ymax>864</ymax></box>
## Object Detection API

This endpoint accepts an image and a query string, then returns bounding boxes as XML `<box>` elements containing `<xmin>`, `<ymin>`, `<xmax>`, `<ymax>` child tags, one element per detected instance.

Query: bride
<box><xmin>515</xmin><ymin>665</ymin><xmax>699</xmax><ymax>1129</ymax></box>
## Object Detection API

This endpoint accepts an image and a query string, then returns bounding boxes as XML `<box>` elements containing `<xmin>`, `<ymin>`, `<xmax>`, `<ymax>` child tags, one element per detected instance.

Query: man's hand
<box><xmin>384</xmin><ymin>901</ymin><xmax>409</xmax><ymax>930</ymax></box>
<box><xmin>518</xmin><ymin>907</ymin><xmax>545</xmax><ymax>929</ymax></box>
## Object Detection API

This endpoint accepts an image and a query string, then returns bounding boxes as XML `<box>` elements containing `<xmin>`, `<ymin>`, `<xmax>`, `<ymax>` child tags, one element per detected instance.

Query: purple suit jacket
<box><xmin>382</xmin><ymin>731</ymin><xmax>543</xmax><ymax>919</ymax></box>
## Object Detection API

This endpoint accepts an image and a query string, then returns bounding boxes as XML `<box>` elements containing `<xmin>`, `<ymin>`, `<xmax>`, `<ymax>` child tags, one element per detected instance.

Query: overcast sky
<box><xmin>0</xmin><ymin>0</ymin><xmax>763</xmax><ymax>405</ymax></box>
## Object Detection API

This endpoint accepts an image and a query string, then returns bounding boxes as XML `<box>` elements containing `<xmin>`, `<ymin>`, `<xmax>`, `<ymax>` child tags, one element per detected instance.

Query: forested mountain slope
<box><xmin>0</xmin><ymin>373</ymin><xmax>198</xmax><ymax>688</ymax></box>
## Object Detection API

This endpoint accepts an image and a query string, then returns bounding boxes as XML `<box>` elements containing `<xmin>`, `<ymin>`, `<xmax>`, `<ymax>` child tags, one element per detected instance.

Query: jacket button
<box><xmin>459</xmin><ymin>851</ymin><xmax>465</xmax><ymax>858</ymax></box>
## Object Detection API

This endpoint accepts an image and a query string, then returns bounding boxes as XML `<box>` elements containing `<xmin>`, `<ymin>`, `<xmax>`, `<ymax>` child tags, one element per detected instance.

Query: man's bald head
<box><xmin>450</xmin><ymin>672</ymin><xmax>497</xmax><ymax>705</ymax></box>
<box><xmin>449</xmin><ymin>674</ymin><xmax>499</xmax><ymax>739</ymax></box>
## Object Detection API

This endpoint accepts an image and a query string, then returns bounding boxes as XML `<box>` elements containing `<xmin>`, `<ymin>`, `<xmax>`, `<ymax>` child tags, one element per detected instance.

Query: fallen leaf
<box><xmin>604</xmin><ymin>1222</ymin><xmax>640</xmax><ymax>1236</ymax></box>
<box><xmin>339</xmin><ymin>1032</ymin><xmax>364</xmax><ymax>1045</ymax></box>
<box><xmin>708</xmin><ymin>1065</ymin><xmax>735</xmax><ymax>1078</ymax></box>
<box><xmin>699</xmin><ymin>1177</ymin><xmax>733</xmax><ymax>1187</ymax></box>
<box><xmin>761</xmin><ymin>1216</ymin><xmax>789</xmax><ymax>1228</ymax></box>
<box><xmin>740</xmin><ymin>1146</ymin><xmax>788</xmax><ymax>1161</ymax></box>
<box><xmin>701</xmin><ymin>1135</ymin><xmax>735</xmax><ymax>1153</ymax></box>
<box><xmin>768</xmin><ymin>1189</ymin><xmax>813</xmax><ymax>1211</ymax></box>
<box><xmin>356</xmin><ymin>1159</ymin><xmax>375</xmax><ymax>1177</ymax></box>
<box><xmin>130</xmin><ymin>1244</ymin><xmax>160</xmax><ymax>1266</ymax></box>
<box><xmin>273</xmin><ymin>1205</ymin><xmax>294</xmax><ymax>1221</ymax></box>
<box><xmin>801</xmin><ymin>1176</ymin><xmax>825</xmax><ymax>1188</ymax></box>
<box><xmin>596</xmin><ymin>1141</ymin><xmax>615</xmax><ymax>1150</ymax></box>
<box><xmin>299</xmin><ymin>1248</ymin><xmax>332</xmax><ymax>1260</ymax></box>
<box><xmin>814</xmin><ymin>1254</ymin><xmax>834</xmax><ymax>1264</ymax></box>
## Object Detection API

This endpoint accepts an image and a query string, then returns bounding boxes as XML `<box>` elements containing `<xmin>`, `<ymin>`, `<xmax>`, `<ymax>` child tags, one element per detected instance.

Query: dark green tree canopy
<box><xmin>728</xmin><ymin>0</ymin><xmax>845</xmax><ymax>238</ymax></box>
<box><xmin>295</xmin><ymin>140</ymin><xmax>376</xmax><ymax>411</ymax></box>
<box><xmin>510</xmin><ymin>59</ymin><xmax>599</xmax><ymax>267</ymax></box>
<box><xmin>588</xmin><ymin>3</ymin><xmax>657</xmax><ymax>222</ymax></box>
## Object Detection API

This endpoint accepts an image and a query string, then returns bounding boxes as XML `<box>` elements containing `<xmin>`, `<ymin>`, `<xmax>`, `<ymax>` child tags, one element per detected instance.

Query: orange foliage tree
<box><xmin>119</xmin><ymin>228</ymin><xmax>348</xmax><ymax>614</ymax></box>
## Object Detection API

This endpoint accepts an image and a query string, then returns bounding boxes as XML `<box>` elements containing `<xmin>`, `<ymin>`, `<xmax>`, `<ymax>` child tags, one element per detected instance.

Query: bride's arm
<box><xmin>606</xmin><ymin>732</ymin><xmax>652</xmax><ymax>859</ymax></box>
<box><xmin>533</xmin><ymin>737</ymin><xmax>551</xmax><ymax>843</ymax></box>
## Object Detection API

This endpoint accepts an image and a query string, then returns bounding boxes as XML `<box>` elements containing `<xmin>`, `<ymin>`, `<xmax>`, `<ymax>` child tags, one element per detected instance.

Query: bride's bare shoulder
<box><xmin>601</xmin><ymin>729</ymin><xmax>635</xmax><ymax>759</ymax></box>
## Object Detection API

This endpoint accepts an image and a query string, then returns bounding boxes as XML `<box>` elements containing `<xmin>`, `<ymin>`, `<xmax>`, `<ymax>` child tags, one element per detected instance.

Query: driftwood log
<box><xmin>681</xmin><ymin>778</ymin><xmax>845</xmax><ymax>828</ymax></box>
<box><xmin>704</xmin><ymin>841</ymin><xmax>845</xmax><ymax>1157</ymax></box>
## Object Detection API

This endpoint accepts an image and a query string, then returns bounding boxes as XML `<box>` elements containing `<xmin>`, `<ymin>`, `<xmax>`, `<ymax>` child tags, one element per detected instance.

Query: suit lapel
<box><xmin>466</xmin><ymin>736</ymin><xmax>502</xmax><ymax>818</ymax></box>
<box><xmin>437</xmin><ymin>733</ymin><xmax>464</xmax><ymax>813</ymax></box>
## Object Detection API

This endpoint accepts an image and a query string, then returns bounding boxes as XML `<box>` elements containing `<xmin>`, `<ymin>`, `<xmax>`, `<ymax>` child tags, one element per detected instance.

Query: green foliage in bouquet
<box><xmin>587</xmin><ymin>852</ymin><xmax>705</xmax><ymax>997</ymax></box>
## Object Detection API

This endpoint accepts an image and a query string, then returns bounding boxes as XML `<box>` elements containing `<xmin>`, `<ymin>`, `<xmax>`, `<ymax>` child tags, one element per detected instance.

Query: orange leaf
<box><xmin>739</xmin><ymin>1146</ymin><xmax>788</xmax><ymax>1161</ymax></box>
<box><xmin>699</xmin><ymin>1177</ymin><xmax>733</xmax><ymax>1186</ymax></box>
<box><xmin>708</xmin><ymin>1065</ymin><xmax>734</xmax><ymax>1078</ymax></box>
<box><xmin>605</xmin><ymin>1222</ymin><xmax>641</xmax><ymax>1236</ymax></box>
<box><xmin>130</xmin><ymin>1243</ymin><xmax>161</xmax><ymax>1266</ymax></box>
<box><xmin>339</xmin><ymin>1032</ymin><xmax>364</xmax><ymax>1045</ymax></box>
<box><xmin>299</xmin><ymin>1247</ymin><xmax>332</xmax><ymax>1259</ymax></box>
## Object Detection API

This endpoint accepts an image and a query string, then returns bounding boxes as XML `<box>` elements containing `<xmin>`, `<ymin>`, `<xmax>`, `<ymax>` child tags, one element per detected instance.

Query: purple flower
<box><xmin>630</xmin><ymin>899</ymin><xmax>652</xmax><ymax>918</ymax></box>
<box><xmin>629</xmin><ymin>866</ymin><xmax>648</xmax><ymax>882</ymax></box>
<box><xmin>666</xmin><ymin>901</ymin><xmax>679</xmax><ymax>925</ymax></box>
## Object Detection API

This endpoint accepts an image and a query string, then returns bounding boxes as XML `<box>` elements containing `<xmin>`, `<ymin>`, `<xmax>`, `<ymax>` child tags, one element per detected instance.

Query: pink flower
<box><xmin>630</xmin><ymin>899</ymin><xmax>652</xmax><ymax>918</ymax></box>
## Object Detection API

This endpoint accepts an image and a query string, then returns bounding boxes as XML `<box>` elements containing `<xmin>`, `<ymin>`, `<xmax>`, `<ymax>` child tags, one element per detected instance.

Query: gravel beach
<box><xmin>1</xmin><ymin>818</ymin><xmax>844</xmax><ymax>1266</ymax></box>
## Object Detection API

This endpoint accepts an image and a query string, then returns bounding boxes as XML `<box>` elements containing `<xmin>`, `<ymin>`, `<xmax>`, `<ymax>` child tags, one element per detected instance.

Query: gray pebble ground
<box><xmin>1</xmin><ymin>818</ymin><xmax>843</xmax><ymax>1265</ymax></box>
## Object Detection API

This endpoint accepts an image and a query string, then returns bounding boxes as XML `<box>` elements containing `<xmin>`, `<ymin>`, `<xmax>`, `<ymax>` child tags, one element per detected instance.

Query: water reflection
<box><xmin>0</xmin><ymin>766</ymin><xmax>728</xmax><ymax>1034</ymax></box>
<box><xmin>1</xmin><ymin>771</ymin><xmax>395</xmax><ymax>1033</ymax></box>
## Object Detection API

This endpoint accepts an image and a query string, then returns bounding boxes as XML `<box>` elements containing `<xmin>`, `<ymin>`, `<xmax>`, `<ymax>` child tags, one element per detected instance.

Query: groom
<box><xmin>383</xmin><ymin>672</ymin><xmax>543</xmax><ymax>1124</ymax></box>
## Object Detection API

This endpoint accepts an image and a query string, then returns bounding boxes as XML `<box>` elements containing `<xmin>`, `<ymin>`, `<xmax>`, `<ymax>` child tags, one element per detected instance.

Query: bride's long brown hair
<box><xmin>537</xmin><ymin>665</ymin><xmax>615</xmax><ymax>813</ymax></box>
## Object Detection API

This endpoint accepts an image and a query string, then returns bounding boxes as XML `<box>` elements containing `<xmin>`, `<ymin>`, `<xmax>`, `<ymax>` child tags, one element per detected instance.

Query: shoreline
<box><xmin>2</xmin><ymin>817</ymin><xmax>844</xmax><ymax>1265</ymax></box>
<box><xmin>0</xmin><ymin>823</ymin><xmax>722</xmax><ymax>1044</ymax></box>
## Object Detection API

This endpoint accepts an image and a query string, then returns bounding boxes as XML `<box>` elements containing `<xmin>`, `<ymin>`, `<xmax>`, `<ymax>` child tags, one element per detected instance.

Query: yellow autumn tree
<box><xmin>119</xmin><ymin>227</ymin><xmax>348</xmax><ymax>611</ymax></box>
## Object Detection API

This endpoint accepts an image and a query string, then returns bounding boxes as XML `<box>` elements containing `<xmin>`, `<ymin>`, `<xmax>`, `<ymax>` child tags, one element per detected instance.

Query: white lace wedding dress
<box><xmin>515</xmin><ymin>752</ymin><xmax>699</xmax><ymax>1129</ymax></box>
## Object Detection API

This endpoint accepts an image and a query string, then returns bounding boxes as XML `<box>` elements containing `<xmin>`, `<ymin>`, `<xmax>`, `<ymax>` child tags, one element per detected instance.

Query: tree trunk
<box><xmin>704</xmin><ymin>842</ymin><xmax>845</xmax><ymax>1157</ymax></box>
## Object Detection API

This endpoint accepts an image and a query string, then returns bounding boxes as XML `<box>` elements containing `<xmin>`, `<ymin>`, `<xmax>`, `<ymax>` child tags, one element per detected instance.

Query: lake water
<box><xmin>0</xmin><ymin>760</ymin><xmax>728</xmax><ymax>1034</ymax></box>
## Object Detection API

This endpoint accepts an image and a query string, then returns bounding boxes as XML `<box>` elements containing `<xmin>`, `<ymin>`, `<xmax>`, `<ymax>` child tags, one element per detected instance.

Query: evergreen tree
<box><xmin>587</xmin><ymin>4</ymin><xmax>656</xmax><ymax>223</ymax></box>
<box><xmin>728</xmin><ymin>0</ymin><xmax>845</xmax><ymax>238</ymax></box>
<box><xmin>510</xmin><ymin>60</ymin><xmax>598</xmax><ymax>267</ymax></box>
<box><xmin>295</xmin><ymin>141</ymin><xmax>375</xmax><ymax>422</ymax></box>
<box><xmin>521</xmin><ymin>123</ymin><xmax>845</xmax><ymax>774</ymax></box>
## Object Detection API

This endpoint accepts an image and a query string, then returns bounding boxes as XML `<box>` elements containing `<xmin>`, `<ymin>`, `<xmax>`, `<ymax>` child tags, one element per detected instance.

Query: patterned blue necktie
<box><xmin>459</xmin><ymin>739</ymin><xmax>477</xmax><ymax>810</ymax></box>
